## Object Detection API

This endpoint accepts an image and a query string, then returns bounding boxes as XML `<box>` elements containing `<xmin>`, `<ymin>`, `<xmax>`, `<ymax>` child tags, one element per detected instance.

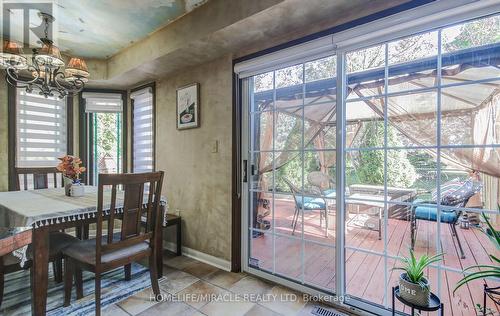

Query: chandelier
<box><xmin>0</xmin><ymin>12</ymin><xmax>89</xmax><ymax>98</ymax></box>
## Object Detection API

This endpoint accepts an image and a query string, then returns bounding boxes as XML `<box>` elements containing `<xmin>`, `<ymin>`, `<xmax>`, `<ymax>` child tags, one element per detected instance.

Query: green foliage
<box><xmin>356</xmin><ymin>121</ymin><xmax>417</xmax><ymax>187</ymax></box>
<box><xmin>394</xmin><ymin>249</ymin><xmax>443</xmax><ymax>288</ymax></box>
<box><xmin>96</xmin><ymin>113</ymin><xmax>119</xmax><ymax>154</ymax></box>
<box><xmin>443</xmin><ymin>15</ymin><xmax>500</xmax><ymax>52</ymax></box>
<box><xmin>454</xmin><ymin>212</ymin><xmax>500</xmax><ymax>294</ymax></box>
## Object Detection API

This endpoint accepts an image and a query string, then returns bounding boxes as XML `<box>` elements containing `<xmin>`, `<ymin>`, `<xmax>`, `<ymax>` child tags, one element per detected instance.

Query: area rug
<box><xmin>1</xmin><ymin>262</ymin><xmax>160</xmax><ymax>316</ymax></box>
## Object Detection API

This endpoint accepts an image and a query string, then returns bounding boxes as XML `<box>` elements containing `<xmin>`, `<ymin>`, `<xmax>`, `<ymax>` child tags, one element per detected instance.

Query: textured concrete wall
<box><xmin>156</xmin><ymin>55</ymin><xmax>233</xmax><ymax>261</ymax></box>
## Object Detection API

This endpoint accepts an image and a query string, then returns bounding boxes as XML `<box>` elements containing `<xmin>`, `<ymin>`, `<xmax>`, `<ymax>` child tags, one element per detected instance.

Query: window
<box><xmin>131</xmin><ymin>85</ymin><xmax>155</xmax><ymax>173</ymax></box>
<box><xmin>81</xmin><ymin>92</ymin><xmax>125</xmax><ymax>184</ymax></box>
<box><xmin>15</xmin><ymin>89</ymin><xmax>68</xmax><ymax>167</ymax></box>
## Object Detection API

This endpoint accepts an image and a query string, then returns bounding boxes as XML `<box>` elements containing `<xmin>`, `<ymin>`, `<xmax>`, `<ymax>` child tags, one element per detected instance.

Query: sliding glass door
<box><xmin>245</xmin><ymin>55</ymin><xmax>338</xmax><ymax>293</ymax></box>
<box><xmin>241</xmin><ymin>9</ymin><xmax>499</xmax><ymax>316</ymax></box>
<box><xmin>342</xmin><ymin>14</ymin><xmax>500</xmax><ymax>314</ymax></box>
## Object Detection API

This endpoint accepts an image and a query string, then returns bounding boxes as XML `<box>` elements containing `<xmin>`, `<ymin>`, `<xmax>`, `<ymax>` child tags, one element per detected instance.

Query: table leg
<box><xmin>156</xmin><ymin>205</ymin><xmax>165</xmax><ymax>278</ymax></box>
<box><xmin>31</xmin><ymin>226</ymin><xmax>49</xmax><ymax>316</ymax></box>
<box><xmin>176</xmin><ymin>219</ymin><xmax>182</xmax><ymax>256</ymax></box>
<box><xmin>391</xmin><ymin>287</ymin><xmax>395</xmax><ymax>316</ymax></box>
<box><xmin>379</xmin><ymin>208</ymin><xmax>382</xmax><ymax>240</ymax></box>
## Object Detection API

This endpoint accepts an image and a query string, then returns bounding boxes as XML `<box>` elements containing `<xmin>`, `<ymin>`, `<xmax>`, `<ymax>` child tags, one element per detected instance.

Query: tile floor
<box><xmin>104</xmin><ymin>253</ymin><xmax>351</xmax><ymax>316</ymax></box>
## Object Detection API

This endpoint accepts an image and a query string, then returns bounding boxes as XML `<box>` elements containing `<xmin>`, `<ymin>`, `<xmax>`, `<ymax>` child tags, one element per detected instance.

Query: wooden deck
<box><xmin>250</xmin><ymin>198</ymin><xmax>499</xmax><ymax>315</ymax></box>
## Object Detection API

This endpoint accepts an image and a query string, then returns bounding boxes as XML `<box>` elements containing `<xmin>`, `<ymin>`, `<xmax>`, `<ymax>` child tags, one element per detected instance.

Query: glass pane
<box><xmin>94</xmin><ymin>112</ymin><xmax>122</xmax><ymax>183</ymax></box>
<box><xmin>250</xmin><ymin>229</ymin><xmax>273</xmax><ymax>273</ymax></box>
<box><xmin>273</xmin><ymin>192</ymin><xmax>300</xmax><ymax>236</ymax></box>
<box><xmin>249</xmin><ymin>190</ymin><xmax>273</xmax><ymax>232</ymax></box>
<box><xmin>275</xmin><ymin>108</ymin><xmax>303</xmax><ymax>151</ymax></box>
<box><xmin>442</xmin><ymin>15</ymin><xmax>500</xmax><ymax>53</ymax></box>
<box><xmin>274</xmin><ymin>152</ymin><xmax>303</xmax><ymax>194</ymax></box>
<box><xmin>346</xmin><ymin>98</ymin><xmax>384</xmax><ymax>148</ymax></box>
<box><xmin>253</xmin><ymin>71</ymin><xmax>274</xmax><ymax>93</ymax></box>
<box><xmin>346</xmin><ymin>149</ymin><xmax>385</xmax><ymax>188</ymax></box>
<box><xmin>346</xmin><ymin>253</ymin><xmax>385</xmax><ymax>304</ymax></box>
<box><xmin>304</xmin><ymin>241</ymin><xmax>335</xmax><ymax>291</ymax></box>
<box><xmin>346</xmin><ymin>44</ymin><xmax>385</xmax><ymax>74</ymax></box>
<box><xmin>305</xmin><ymin>55</ymin><xmax>336</xmax><ymax>82</ymax></box>
<box><xmin>275</xmin><ymin>236</ymin><xmax>302</xmax><ymax>281</ymax></box>
<box><xmin>440</xmin><ymin>148</ymin><xmax>500</xmax><ymax>212</ymax></box>
<box><xmin>387</xmin><ymin>91</ymin><xmax>437</xmax><ymax>147</ymax></box>
<box><xmin>249</xmin><ymin>151</ymin><xmax>273</xmax><ymax>191</ymax></box>
<box><xmin>388</xmin><ymin>31</ymin><xmax>438</xmax><ymax>65</ymax></box>
<box><xmin>345</xmin><ymin>200</ymin><xmax>384</xmax><ymax>248</ymax></box>
<box><xmin>441</xmin><ymin>81</ymin><xmax>500</xmax><ymax>146</ymax></box>
<box><xmin>275</xmin><ymin>64</ymin><xmax>303</xmax><ymax>88</ymax></box>
<box><xmin>251</xmin><ymin>111</ymin><xmax>273</xmax><ymax>152</ymax></box>
<box><xmin>385</xmin><ymin>202</ymin><xmax>420</xmax><ymax>257</ymax></box>
<box><xmin>387</xmin><ymin>149</ymin><xmax>437</xmax><ymax>195</ymax></box>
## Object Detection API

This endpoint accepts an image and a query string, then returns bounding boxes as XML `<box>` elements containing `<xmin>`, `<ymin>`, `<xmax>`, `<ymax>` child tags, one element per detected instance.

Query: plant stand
<box><xmin>392</xmin><ymin>286</ymin><xmax>443</xmax><ymax>316</ymax></box>
<box><xmin>483</xmin><ymin>284</ymin><xmax>500</xmax><ymax>316</ymax></box>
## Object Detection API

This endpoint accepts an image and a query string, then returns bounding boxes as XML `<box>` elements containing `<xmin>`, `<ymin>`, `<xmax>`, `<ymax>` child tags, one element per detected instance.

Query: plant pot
<box><xmin>63</xmin><ymin>177</ymin><xmax>72</xmax><ymax>196</ymax></box>
<box><xmin>399</xmin><ymin>273</ymin><xmax>430</xmax><ymax>306</ymax></box>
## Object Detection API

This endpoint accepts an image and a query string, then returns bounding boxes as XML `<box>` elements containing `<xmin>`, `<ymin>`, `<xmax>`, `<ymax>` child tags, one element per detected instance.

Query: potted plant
<box><xmin>454</xmin><ymin>212</ymin><xmax>499</xmax><ymax>313</ymax></box>
<box><xmin>56</xmin><ymin>155</ymin><xmax>86</xmax><ymax>197</ymax></box>
<box><xmin>394</xmin><ymin>248</ymin><xmax>443</xmax><ymax>306</ymax></box>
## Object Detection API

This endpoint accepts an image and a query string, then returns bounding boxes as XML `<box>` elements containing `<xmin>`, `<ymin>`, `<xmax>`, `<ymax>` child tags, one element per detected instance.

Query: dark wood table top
<box><xmin>0</xmin><ymin>227</ymin><xmax>32</xmax><ymax>257</ymax></box>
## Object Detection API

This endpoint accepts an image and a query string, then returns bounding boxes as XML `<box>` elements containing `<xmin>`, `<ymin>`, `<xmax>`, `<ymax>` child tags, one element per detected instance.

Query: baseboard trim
<box><xmin>163</xmin><ymin>241</ymin><xmax>231</xmax><ymax>272</ymax></box>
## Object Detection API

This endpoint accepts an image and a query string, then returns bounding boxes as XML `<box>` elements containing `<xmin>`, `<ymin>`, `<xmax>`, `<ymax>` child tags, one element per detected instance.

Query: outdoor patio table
<box><xmin>0</xmin><ymin>186</ymin><xmax>167</xmax><ymax>316</ymax></box>
<box><xmin>347</xmin><ymin>193</ymin><xmax>385</xmax><ymax>239</ymax></box>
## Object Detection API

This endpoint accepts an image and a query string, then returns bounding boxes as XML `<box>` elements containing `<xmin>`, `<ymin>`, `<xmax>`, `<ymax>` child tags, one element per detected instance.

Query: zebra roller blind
<box><xmin>131</xmin><ymin>87</ymin><xmax>154</xmax><ymax>173</ymax></box>
<box><xmin>16</xmin><ymin>89</ymin><xmax>67</xmax><ymax>167</ymax></box>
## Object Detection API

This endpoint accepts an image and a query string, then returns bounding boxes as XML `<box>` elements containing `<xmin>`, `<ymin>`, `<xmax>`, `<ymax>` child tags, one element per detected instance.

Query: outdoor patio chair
<box><xmin>307</xmin><ymin>171</ymin><xmax>335</xmax><ymax>197</ymax></box>
<box><xmin>283</xmin><ymin>178</ymin><xmax>335</xmax><ymax>236</ymax></box>
<box><xmin>410</xmin><ymin>178</ymin><xmax>482</xmax><ymax>259</ymax></box>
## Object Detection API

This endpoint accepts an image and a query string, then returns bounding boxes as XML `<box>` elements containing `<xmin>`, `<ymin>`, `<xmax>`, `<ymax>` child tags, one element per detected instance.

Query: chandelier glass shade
<box><xmin>0</xmin><ymin>13</ymin><xmax>89</xmax><ymax>98</ymax></box>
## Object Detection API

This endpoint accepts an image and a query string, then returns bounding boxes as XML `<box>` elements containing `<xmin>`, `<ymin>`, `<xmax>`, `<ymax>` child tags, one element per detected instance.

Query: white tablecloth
<box><xmin>0</xmin><ymin>186</ymin><xmax>168</xmax><ymax>266</ymax></box>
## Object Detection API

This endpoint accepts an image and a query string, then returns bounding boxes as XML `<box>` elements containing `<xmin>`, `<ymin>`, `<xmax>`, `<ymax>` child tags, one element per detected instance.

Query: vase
<box><xmin>70</xmin><ymin>183</ymin><xmax>85</xmax><ymax>197</ymax></box>
<box><xmin>399</xmin><ymin>273</ymin><xmax>430</xmax><ymax>306</ymax></box>
<box><xmin>63</xmin><ymin>177</ymin><xmax>72</xmax><ymax>196</ymax></box>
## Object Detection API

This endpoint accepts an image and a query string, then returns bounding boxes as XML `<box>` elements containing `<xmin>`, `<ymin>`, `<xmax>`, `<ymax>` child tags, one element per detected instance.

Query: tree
<box><xmin>356</xmin><ymin>121</ymin><xmax>417</xmax><ymax>187</ymax></box>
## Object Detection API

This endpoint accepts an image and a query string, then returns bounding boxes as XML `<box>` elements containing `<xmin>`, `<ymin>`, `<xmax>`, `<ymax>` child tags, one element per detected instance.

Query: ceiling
<box><xmin>2</xmin><ymin>0</ymin><xmax>208</xmax><ymax>59</ymax></box>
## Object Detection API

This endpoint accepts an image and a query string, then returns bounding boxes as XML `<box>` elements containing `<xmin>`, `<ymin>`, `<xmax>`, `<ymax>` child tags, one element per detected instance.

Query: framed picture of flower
<box><xmin>176</xmin><ymin>83</ymin><xmax>200</xmax><ymax>130</ymax></box>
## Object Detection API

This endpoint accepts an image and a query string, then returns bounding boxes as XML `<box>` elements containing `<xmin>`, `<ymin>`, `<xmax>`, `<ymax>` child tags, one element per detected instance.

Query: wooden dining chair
<box><xmin>14</xmin><ymin>167</ymin><xmax>63</xmax><ymax>191</ymax></box>
<box><xmin>63</xmin><ymin>172</ymin><xmax>164</xmax><ymax>316</ymax></box>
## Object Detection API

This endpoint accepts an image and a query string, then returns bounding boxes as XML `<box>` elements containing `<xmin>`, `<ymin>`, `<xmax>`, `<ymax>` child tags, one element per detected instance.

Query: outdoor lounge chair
<box><xmin>283</xmin><ymin>178</ymin><xmax>335</xmax><ymax>236</ymax></box>
<box><xmin>410</xmin><ymin>179</ymin><xmax>482</xmax><ymax>259</ymax></box>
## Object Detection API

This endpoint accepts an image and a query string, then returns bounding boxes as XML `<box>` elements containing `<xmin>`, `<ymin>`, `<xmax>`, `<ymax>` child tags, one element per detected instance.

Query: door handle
<box><xmin>243</xmin><ymin>160</ymin><xmax>248</xmax><ymax>183</ymax></box>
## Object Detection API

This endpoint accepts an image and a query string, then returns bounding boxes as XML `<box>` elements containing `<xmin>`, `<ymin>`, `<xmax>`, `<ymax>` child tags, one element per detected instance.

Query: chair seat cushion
<box><xmin>62</xmin><ymin>235</ymin><xmax>150</xmax><ymax>266</ymax></box>
<box><xmin>323</xmin><ymin>189</ymin><xmax>336</xmax><ymax>198</ymax></box>
<box><xmin>295</xmin><ymin>196</ymin><xmax>326</xmax><ymax>210</ymax></box>
<box><xmin>415</xmin><ymin>205</ymin><xmax>458</xmax><ymax>223</ymax></box>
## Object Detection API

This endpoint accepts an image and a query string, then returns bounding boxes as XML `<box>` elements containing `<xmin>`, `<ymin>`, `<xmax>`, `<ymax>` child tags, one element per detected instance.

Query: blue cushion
<box><xmin>323</xmin><ymin>189</ymin><xmax>336</xmax><ymax>198</ymax></box>
<box><xmin>294</xmin><ymin>196</ymin><xmax>326</xmax><ymax>210</ymax></box>
<box><xmin>415</xmin><ymin>204</ymin><xmax>458</xmax><ymax>223</ymax></box>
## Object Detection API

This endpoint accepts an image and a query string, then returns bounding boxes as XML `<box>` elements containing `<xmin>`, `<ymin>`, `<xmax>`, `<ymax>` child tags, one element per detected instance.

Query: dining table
<box><xmin>0</xmin><ymin>185</ymin><xmax>168</xmax><ymax>316</ymax></box>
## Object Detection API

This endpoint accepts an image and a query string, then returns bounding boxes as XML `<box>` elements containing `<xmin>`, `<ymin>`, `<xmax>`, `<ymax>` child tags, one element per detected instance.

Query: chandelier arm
<box><xmin>6</xmin><ymin>66</ymin><xmax>39</xmax><ymax>84</ymax></box>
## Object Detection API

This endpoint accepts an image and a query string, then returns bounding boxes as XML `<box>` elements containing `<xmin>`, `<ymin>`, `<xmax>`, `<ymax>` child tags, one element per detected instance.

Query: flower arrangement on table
<box><xmin>56</xmin><ymin>155</ymin><xmax>86</xmax><ymax>196</ymax></box>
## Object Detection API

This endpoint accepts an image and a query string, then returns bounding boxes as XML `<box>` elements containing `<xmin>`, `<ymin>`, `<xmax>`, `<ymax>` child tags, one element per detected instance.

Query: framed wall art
<box><xmin>176</xmin><ymin>83</ymin><xmax>200</xmax><ymax>130</ymax></box>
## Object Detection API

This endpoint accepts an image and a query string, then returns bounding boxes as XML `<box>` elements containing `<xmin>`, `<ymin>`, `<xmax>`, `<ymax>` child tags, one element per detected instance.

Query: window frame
<box><xmin>130</xmin><ymin>82</ymin><xmax>156</xmax><ymax>173</ymax></box>
<box><xmin>78</xmin><ymin>88</ymin><xmax>128</xmax><ymax>185</ymax></box>
<box><xmin>7</xmin><ymin>85</ymin><xmax>74</xmax><ymax>191</ymax></box>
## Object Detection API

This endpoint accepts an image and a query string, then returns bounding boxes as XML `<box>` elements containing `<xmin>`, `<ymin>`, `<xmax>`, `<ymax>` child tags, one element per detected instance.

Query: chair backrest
<box><xmin>307</xmin><ymin>171</ymin><xmax>332</xmax><ymax>190</ymax></box>
<box><xmin>96</xmin><ymin>172</ymin><xmax>164</xmax><ymax>265</ymax></box>
<box><xmin>15</xmin><ymin>167</ymin><xmax>62</xmax><ymax>191</ymax></box>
